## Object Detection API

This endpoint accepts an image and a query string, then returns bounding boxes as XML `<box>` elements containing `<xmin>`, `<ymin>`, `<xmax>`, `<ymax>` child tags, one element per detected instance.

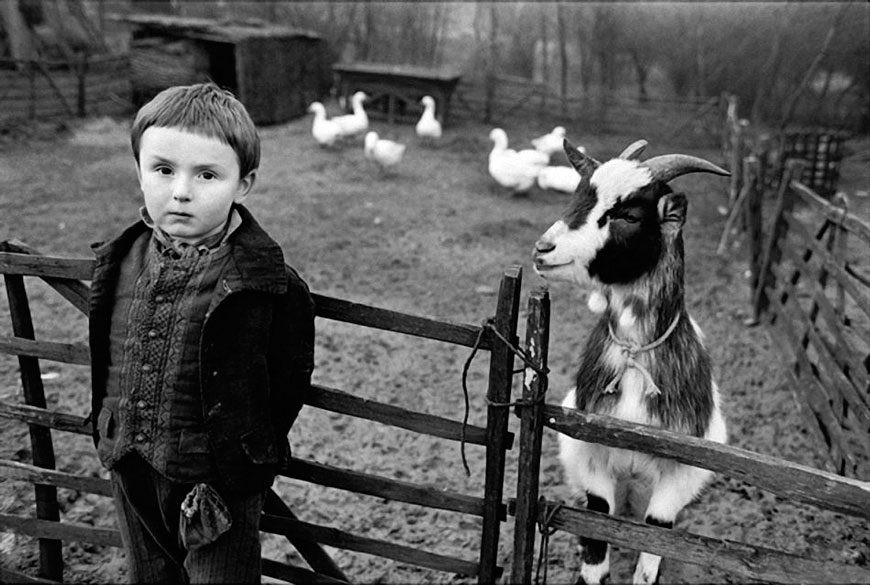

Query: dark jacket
<box><xmin>88</xmin><ymin>205</ymin><xmax>315</xmax><ymax>494</ymax></box>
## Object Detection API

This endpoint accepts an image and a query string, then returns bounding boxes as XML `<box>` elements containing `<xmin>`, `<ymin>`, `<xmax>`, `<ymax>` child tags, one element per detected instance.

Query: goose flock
<box><xmin>307</xmin><ymin>93</ymin><xmax>583</xmax><ymax>193</ymax></box>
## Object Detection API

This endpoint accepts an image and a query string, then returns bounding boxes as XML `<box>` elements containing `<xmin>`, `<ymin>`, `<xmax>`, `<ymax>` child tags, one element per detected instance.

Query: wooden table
<box><xmin>332</xmin><ymin>61</ymin><xmax>462</xmax><ymax>126</ymax></box>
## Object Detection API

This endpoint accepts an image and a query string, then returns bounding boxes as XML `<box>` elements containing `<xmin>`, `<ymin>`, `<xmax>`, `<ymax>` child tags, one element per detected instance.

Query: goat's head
<box><xmin>533</xmin><ymin>139</ymin><xmax>728</xmax><ymax>287</ymax></box>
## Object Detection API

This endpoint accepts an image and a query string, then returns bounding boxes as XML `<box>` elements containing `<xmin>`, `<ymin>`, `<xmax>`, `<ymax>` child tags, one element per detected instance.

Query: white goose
<box><xmin>307</xmin><ymin>102</ymin><xmax>342</xmax><ymax>148</ymax></box>
<box><xmin>488</xmin><ymin>128</ymin><xmax>549</xmax><ymax>194</ymax></box>
<box><xmin>536</xmin><ymin>165</ymin><xmax>581</xmax><ymax>193</ymax></box>
<box><xmin>364</xmin><ymin>131</ymin><xmax>406</xmax><ymax>174</ymax></box>
<box><xmin>531</xmin><ymin>125</ymin><xmax>567</xmax><ymax>159</ymax></box>
<box><xmin>415</xmin><ymin>95</ymin><xmax>442</xmax><ymax>145</ymax></box>
<box><xmin>334</xmin><ymin>91</ymin><xmax>369</xmax><ymax>140</ymax></box>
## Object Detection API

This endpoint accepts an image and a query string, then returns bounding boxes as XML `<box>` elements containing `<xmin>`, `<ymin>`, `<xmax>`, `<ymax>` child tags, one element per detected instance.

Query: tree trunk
<box><xmin>538</xmin><ymin>8</ymin><xmax>549</xmax><ymax>114</ymax></box>
<box><xmin>778</xmin><ymin>2</ymin><xmax>850</xmax><ymax>132</ymax></box>
<box><xmin>630</xmin><ymin>48</ymin><xmax>648</xmax><ymax>102</ymax></box>
<box><xmin>557</xmin><ymin>1</ymin><xmax>568</xmax><ymax>117</ymax></box>
<box><xmin>484</xmin><ymin>2</ymin><xmax>499</xmax><ymax>124</ymax></box>
<box><xmin>750</xmin><ymin>5</ymin><xmax>795</xmax><ymax>125</ymax></box>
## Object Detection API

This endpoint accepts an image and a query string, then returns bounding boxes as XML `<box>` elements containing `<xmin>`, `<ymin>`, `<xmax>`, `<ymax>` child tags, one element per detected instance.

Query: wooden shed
<box><xmin>122</xmin><ymin>14</ymin><xmax>330</xmax><ymax>125</ymax></box>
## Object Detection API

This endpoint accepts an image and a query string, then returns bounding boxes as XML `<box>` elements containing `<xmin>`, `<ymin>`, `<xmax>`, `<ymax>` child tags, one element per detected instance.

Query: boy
<box><xmin>88</xmin><ymin>83</ymin><xmax>315</xmax><ymax>583</ymax></box>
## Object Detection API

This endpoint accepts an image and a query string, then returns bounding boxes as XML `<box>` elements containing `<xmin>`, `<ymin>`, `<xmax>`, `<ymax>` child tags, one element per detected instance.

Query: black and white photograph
<box><xmin>1</xmin><ymin>1</ymin><xmax>868</xmax><ymax>583</ymax></box>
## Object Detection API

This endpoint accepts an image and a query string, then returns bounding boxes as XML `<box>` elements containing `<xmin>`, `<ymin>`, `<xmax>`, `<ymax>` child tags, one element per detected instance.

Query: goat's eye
<box><xmin>611</xmin><ymin>208</ymin><xmax>643</xmax><ymax>224</ymax></box>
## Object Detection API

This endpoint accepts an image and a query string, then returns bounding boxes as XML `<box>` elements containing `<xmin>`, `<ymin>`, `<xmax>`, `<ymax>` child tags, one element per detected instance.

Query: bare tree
<box><xmin>778</xmin><ymin>1</ymin><xmax>851</xmax><ymax>131</ymax></box>
<box><xmin>557</xmin><ymin>1</ymin><xmax>568</xmax><ymax>116</ymax></box>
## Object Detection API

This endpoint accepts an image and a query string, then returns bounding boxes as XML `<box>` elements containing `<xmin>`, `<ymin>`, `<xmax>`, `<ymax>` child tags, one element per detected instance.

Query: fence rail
<box><xmin>452</xmin><ymin>75</ymin><xmax>722</xmax><ymax>142</ymax></box>
<box><xmin>0</xmin><ymin>241</ymin><xmax>523</xmax><ymax>584</ymax></box>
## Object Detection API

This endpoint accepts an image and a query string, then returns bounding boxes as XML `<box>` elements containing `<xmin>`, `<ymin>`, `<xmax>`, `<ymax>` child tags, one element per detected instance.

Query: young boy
<box><xmin>88</xmin><ymin>83</ymin><xmax>315</xmax><ymax>583</ymax></box>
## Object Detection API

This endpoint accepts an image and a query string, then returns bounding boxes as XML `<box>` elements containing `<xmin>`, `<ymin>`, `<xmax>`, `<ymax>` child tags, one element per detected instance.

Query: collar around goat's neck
<box><xmin>608</xmin><ymin>312</ymin><xmax>681</xmax><ymax>356</ymax></box>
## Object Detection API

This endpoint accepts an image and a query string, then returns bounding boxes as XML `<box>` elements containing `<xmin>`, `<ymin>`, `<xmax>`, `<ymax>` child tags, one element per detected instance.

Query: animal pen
<box><xmin>2</xmin><ymin>226</ymin><xmax>869</xmax><ymax>583</ymax></box>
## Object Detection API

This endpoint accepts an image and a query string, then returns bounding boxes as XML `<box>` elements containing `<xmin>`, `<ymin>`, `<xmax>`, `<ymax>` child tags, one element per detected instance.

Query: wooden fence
<box><xmin>750</xmin><ymin>160</ymin><xmax>870</xmax><ymax>480</ymax></box>
<box><xmin>510</xmin><ymin>250</ymin><xmax>870</xmax><ymax>584</ymax></box>
<box><xmin>451</xmin><ymin>74</ymin><xmax>723</xmax><ymax>143</ymax></box>
<box><xmin>0</xmin><ymin>55</ymin><xmax>131</xmax><ymax>125</ymax></box>
<box><xmin>0</xmin><ymin>240</ymin><xmax>526</xmax><ymax>584</ymax></box>
<box><xmin>3</xmin><ymin>219</ymin><xmax>869</xmax><ymax>584</ymax></box>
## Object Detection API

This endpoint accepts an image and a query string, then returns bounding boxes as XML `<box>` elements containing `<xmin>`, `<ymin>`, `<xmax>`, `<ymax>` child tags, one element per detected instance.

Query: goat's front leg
<box><xmin>575</xmin><ymin>488</ymin><xmax>614</xmax><ymax>585</ymax></box>
<box><xmin>634</xmin><ymin>464</ymin><xmax>714</xmax><ymax>585</ymax></box>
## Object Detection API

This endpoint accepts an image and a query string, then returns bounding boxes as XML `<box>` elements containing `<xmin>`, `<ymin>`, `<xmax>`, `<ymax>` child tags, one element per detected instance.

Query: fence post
<box><xmin>744</xmin><ymin>157</ymin><xmax>763</xmax><ymax>315</ymax></box>
<box><xmin>3</xmin><ymin>269</ymin><xmax>63</xmax><ymax>581</ymax></box>
<box><xmin>752</xmin><ymin>159</ymin><xmax>804</xmax><ymax>321</ymax></box>
<box><xmin>509</xmin><ymin>287</ymin><xmax>550</xmax><ymax>585</ymax></box>
<box><xmin>478</xmin><ymin>265</ymin><xmax>522</xmax><ymax>585</ymax></box>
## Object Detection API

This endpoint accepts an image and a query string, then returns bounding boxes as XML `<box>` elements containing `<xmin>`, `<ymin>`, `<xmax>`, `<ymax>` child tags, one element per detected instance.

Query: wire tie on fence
<box><xmin>535</xmin><ymin>498</ymin><xmax>563</xmax><ymax>585</ymax></box>
<box><xmin>460</xmin><ymin>317</ymin><xmax>551</xmax><ymax>476</ymax></box>
<box><xmin>459</xmin><ymin>318</ymin><xmax>491</xmax><ymax>477</ymax></box>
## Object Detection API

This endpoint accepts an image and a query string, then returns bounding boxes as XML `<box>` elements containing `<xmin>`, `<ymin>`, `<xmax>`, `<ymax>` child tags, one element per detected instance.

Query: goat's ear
<box><xmin>658</xmin><ymin>193</ymin><xmax>687</xmax><ymax>231</ymax></box>
<box><xmin>564</xmin><ymin>139</ymin><xmax>598</xmax><ymax>176</ymax></box>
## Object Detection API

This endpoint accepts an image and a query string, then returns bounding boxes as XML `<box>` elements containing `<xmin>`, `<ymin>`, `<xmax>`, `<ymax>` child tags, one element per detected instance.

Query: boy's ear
<box><xmin>234</xmin><ymin>171</ymin><xmax>256</xmax><ymax>203</ymax></box>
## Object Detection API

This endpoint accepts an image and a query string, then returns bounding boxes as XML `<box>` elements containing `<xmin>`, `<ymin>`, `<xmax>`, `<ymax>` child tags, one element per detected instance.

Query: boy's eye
<box><xmin>155</xmin><ymin>166</ymin><xmax>172</xmax><ymax>176</ymax></box>
<box><xmin>200</xmin><ymin>171</ymin><xmax>218</xmax><ymax>181</ymax></box>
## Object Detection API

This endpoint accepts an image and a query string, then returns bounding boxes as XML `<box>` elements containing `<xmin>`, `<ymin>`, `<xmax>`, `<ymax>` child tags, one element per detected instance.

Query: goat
<box><xmin>532</xmin><ymin>139</ymin><xmax>729</xmax><ymax>585</ymax></box>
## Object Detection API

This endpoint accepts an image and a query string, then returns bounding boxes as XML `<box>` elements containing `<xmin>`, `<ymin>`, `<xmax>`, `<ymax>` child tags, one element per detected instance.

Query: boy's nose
<box><xmin>172</xmin><ymin>178</ymin><xmax>192</xmax><ymax>201</ymax></box>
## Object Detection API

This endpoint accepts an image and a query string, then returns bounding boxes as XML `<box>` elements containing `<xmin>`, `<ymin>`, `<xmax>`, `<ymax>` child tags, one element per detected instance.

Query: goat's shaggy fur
<box><xmin>533</xmin><ymin>139</ymin><xmax>729</xmax><ymax>585</ymax></box>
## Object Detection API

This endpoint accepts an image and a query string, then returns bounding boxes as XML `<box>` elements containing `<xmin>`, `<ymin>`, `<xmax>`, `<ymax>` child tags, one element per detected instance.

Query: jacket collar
<box><xmin>92</xmin><ymin>204</ymin><xmax>287</xmax><ymax>294</ymax></box>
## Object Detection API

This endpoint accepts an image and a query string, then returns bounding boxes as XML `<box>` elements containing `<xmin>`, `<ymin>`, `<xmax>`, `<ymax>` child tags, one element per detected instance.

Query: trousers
<box><xmin>110</xmin><ymin>454</ymin><xmax>266</xmax><ymax>584</ymax></box>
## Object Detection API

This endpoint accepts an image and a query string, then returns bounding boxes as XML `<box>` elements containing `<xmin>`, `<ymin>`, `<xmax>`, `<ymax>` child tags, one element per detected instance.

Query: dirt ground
<box><xmin>1</xmin><ymin>109</ymin><xmax>868</xmax><ymax>584</ymax></box>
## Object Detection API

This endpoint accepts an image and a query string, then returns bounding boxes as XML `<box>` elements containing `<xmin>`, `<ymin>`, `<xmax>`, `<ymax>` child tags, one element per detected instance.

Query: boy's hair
<box><xmin>131</xmin><ymin>83</ymin><xmax>260</xmax><ymax>178</ymax></box>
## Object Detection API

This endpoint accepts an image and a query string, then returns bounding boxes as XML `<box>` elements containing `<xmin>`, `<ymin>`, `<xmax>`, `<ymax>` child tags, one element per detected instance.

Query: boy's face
<box><xmin>136</xmin><ymin>126</ymin><xmax>255</xmax><ymax>245</ymax></box>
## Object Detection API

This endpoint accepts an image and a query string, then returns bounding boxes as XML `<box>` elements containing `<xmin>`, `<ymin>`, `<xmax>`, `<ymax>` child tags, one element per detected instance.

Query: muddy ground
<box><xmin>1</xmin><ymin>110</ymin><xmax>868</xmax><ymax>583</ymax></box>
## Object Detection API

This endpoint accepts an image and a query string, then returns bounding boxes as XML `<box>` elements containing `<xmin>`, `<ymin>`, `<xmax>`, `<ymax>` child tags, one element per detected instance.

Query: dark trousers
<box><xmin>110</xmin><ymin>454</ymin><xmax>265</xmax><ymax>584</ymax></box>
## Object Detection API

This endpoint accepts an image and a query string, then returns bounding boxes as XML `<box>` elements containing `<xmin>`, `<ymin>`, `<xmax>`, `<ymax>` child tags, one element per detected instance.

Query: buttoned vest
<box><xmin>98</xmin><ymin>232</ymin><xmax>231</xmax><ymax>482</ymax></box>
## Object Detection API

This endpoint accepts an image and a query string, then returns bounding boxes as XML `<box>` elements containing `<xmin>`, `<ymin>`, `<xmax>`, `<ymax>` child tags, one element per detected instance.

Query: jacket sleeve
<box><xmin>269</xmin><ymin>265</ymin><xmax>315</xmax><ymax>440</ymax></box>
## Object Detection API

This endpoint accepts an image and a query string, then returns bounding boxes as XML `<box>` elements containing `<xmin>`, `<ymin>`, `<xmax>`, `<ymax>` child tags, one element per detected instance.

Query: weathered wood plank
<box><xmin>312</xmin><ymin>293</ymin><xmax>491</xmax><ymax>350</ymax></box>
<box><xmin>752</xmin><ymin>161</ymin><xmax>803</xmax><ymax>317</ymax></box>
<box><xmin>768</xmin><ymin>277</ymin><xmax>870</xmax><ymax>429</ymax></box>
<box><xmin>259</xmin><ymin>514</ymin><xmax>486</xmax><ymax>577</ymax></box>
<box><xmin>261</xmin><ymin>559</ymin><xmax>349</xmax><ymax>584</ymax></box>
<box><xmin>544</xmin><ymin>502</ymin><xmax>870</xmax><ymax>584</ymax></box>
<box><xmin>263</xmin><ymin>490</ymin><xmax>349</xmax><ymax>582</ymax></box>
<box><xmin>0</xmin><ymin>252</ymin><xmax>93</xmax><ymax>281</ymax></box>
<box><xmin>479</xmin><ymin>265</ymin><xmax>522</xmax><ymax>585</ymax></box>
<box><xmin>790</xmin><ymin>180</ymin><xmax>870</xmax><ymax>246</ymax></box>
<box><xmin>542</xmin><ymin>405</ymin><xmax>870</xmax><ymax>519</ymax></box>
<box><xmin>783</xmin><ymin>214</ymin><xmax>870</xmax><ymax>319</ymax></box>
<box><xmin>771</xmin><ymin>256</ymin><xmax>869</xmax><ymax>391</ymax></box>
<box><xmin>307</xmin><ymin>384</ymin><xmax>496</xmax><ymax>447</ymax></box>
<box><xmin>282</xmin><ymin>457</ymin><xmax>490</xmax><ymax>518</ymax></box>
<box><xmin>0</xmin><ymin>400</ymin><xmax>92</xmax><ymax>436</ymax></box>
<box><xmin>762</xmin><ymin>302</ymin><xmax>851</xmax><ymax>474</ymax></box>
<box><xmin>0</xmin><ymin>242</ymin><xmax>91</xmax><ymax>314</ymax></box>
<box><xmin>0</xmin><ymin>514</ymin><xmax>121</xmax><ymax>548</ymax></box>
<box><xmin>510</xmin><ymin>287</ymin><xmax>549</xmax><ymax>585</ymax></box>
<box><xmin>4</xmin><ymin>272</ymin><xmax>63</xmax><ymax>580</ymax></box>
<box><xmin>0</xmin><ymin>336</ymin><xmax>90</xmax><ymax>365</ymax></box>
<box><xmin>0</xmin><ymin>567</ymin><xmax>61</xmax><ymax>584</ymax></box>
<box><xmin>0</xmin><ymin>459</ymin><xmax>111</xmax><ymax>496</ymax></box>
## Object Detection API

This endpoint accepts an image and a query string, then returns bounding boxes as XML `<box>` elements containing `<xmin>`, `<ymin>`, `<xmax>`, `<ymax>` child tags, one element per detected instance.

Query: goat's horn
<box><xmin>618</xmin><ymin>139</ymin><xmax>648</xmax><ymax>160</ymax></box>
<box><xmin>644</xmin><ymin>154</ymin><xmax>730</xmax><ymax>183</ymax></box>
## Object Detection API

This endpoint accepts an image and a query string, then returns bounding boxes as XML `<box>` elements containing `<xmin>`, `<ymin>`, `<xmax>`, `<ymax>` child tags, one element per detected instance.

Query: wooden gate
<box><xmin>0</xmin><ymin>240</ymin><xmax>524</xmax><ymax>583</ymax></box>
